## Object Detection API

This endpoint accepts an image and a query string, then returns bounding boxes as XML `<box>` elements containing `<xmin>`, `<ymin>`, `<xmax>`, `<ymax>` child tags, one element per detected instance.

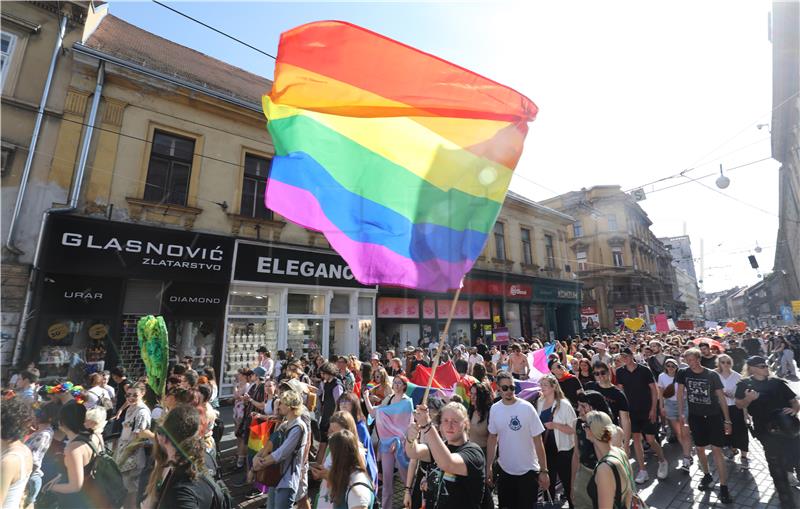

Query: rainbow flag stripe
<box><xmin>264</xmin><ymin>21</ymin><xmax>538</xmax><ymax>291</ymax></box>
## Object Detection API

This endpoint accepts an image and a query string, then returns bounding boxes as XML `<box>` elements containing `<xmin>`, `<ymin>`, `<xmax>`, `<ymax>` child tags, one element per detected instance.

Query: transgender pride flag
<box><xmin>527</xmin><ymin>344</ymin><xmax>556</xmax><ymax>381</ymax></box>
<box><xmin>375</xmin><ymin>397</ymin><xmax>414</xmax><ymax>469</ymax></box>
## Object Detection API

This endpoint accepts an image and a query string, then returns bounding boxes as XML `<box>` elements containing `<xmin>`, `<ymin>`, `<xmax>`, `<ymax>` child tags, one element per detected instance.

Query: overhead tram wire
<box><xmin>624</xmin><ymin>89</ymin><xmax>799</xmax><ymax>194</ymax></box>
<box><xmin>645</xmin><ymin>156</ymin><xmax>774</xmax><ymax>194</ymax></box>
<box><xmin>152</xmin><ymin>0</ymin><xmax>796</xmax><ymax>212</ymax></box>
<box><xmin>151</xmin><ymin>0</ymin><xmax>277</xmax><ymax>61</ymax></box>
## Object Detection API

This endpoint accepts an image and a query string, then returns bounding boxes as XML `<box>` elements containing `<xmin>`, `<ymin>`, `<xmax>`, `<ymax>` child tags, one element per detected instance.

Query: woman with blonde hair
<box><xmin>585</xmin><ymin>411</ymin><xmax>635</xmax><ymax>509</ymax></box>
<box><xmin>368</xmin><ymin>366</ymin><xmax>392</xmax><ymax>406</ymax></box>
<box><xmin>253</xmin><ymin>389</ymin><xmax>309</xmax><ymax>509</ymax></box>
<box><xmin>405</xmin><ymin>402</ymin><xmax>485</xmax><ymax>509</ymax></box>
<box><xmin>716</xmin><ymin>353</ymin><xmax>749</xmax><ymax>467</ymax></box>
<box><xmin>537</xmin><ymin>374</ymin><xmax>577</xmax><ymax>507</ymax></box>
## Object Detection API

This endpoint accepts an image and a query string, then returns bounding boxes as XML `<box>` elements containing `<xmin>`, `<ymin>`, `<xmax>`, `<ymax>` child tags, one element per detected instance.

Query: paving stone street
<box><xmin>217</xmin><ymin>385</ymin><xmax>800</xmax><ymax>509</ymax></box>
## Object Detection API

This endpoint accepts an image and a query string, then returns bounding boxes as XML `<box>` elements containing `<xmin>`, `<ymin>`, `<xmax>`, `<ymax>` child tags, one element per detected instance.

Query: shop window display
<box><xmin>288</xmin><ymin>318</ymin><xmax>322</xmax><ymax>356</ymax></box>
<box><xmin>169</xmin><ymin>320</ymin><xmax>217</xmax><ymax>370</ymax></box>
<box><xmin>38</xmin><ymin>319</ymin><xmax>112</xmax><ymax>379</ymax></box>
<box><xmin>224</xmin><ymin>287</ymin><xmax>280</xmax><ymax>388</ymax></box>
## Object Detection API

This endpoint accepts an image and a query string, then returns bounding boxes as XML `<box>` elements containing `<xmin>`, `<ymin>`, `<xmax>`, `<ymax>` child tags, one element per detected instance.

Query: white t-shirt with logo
<box><xmin>488</xmin><ymin>397</ymin><xmax>545</xmax><ymax>475</ymax></box>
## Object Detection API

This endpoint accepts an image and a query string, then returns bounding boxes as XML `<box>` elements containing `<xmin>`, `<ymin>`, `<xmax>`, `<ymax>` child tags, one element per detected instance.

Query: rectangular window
<box><xmin>612</xmin><ymin>247</ymin><xmax>624</xmax><ymax>267</ymax></box>
<box><xmin>577</xmin><ymin>251</ymin><xmax>587</xmax><ymax>271</ymax></box>
<box><xmin>493</xmin><ymin>222</ymin><xmax>506</xmax><ymax>260</ymax></box>
<box><xmin>241</xmin><ymin>154</ymin><xmax>273</xmax><ymax>219</ymax></box>
<box><xmin>544</xmin><ymin>234</ymin><xmax>555</xmax><ymax>268</ymax></box>
<box><xmin>1</xmin><ymin>32</ymin><xmax>16</xmax><ymax>87</ymax></box>
<box><xmin>520</xmin><ymin>228</ymin><xmax>533</xmax><ymax>265</ymax></box>
<box><xmin>143</xmin><ymin>131</ymin><xmax>195</xmax><ymax>206</ymax></box>
<box><xmin>573</xmin><ymin>221</ymin><xmax>583</xmax><ymax>238</ymax></box>
<box><xmin>607</xmin><ymin>214</ymin><xmax>618</xmax><ymax>232</ymax></box>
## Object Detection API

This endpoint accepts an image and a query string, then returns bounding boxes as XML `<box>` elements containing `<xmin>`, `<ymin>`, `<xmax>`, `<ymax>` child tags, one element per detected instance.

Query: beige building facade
<box><xmin>1</xmin><ymin>2</ymin><xmax>92</xmax><ymax>370</ymax></box>
<box><xmin>541</xmin><ymin>185</ymin><xmax>679</xmax><ymax>329</ymax></box>
<box><xmin>376</xmin><ymin>190</ymin><xmax>582</xmax><ymax>349</ymax></box>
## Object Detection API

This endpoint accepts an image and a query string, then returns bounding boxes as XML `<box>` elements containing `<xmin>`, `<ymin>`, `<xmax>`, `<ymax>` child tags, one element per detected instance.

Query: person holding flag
<box><xmin>364</xmin><ymin>375</ymin><xmax>413</xmax><ymax>509</ymax></box>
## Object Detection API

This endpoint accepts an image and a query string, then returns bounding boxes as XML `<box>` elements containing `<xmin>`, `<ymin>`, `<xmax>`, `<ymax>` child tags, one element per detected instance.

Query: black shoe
<box><xmin>699</xmin><ymin>473</ymin><xmax>714</xmax><ymax>490</ymax></box>
<box><xmin>719</xmin><ymin>485</ymin><xmax>733</xmax><ymax>504</ymax></box>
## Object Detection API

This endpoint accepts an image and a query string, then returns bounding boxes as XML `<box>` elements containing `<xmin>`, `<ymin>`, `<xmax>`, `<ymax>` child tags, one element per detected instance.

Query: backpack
<box><xmin>333</xmin><ymin>480</ymin><xmax>375</xmax><ymax>509</ymax></box>
<box><xmin>202</xmin><ymin>472</ymin><xmax>233</xmax><ymax>509</ymax></box>
<box><xmin>76</xmin><ymin>435</ymin><xmax>127</xmax><ymax>508</ymax></box>
<box><xmin>597</xmin><ymin>453</ymin><xmax>649</xmax><ymax>509</ymax></box>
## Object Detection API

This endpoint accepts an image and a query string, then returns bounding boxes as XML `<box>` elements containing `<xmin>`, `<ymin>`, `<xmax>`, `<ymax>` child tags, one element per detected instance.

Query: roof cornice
<box><xmin>72</xmin><ymin>42</ymin><xmax>263</xmax><ymax>113</ymax></box>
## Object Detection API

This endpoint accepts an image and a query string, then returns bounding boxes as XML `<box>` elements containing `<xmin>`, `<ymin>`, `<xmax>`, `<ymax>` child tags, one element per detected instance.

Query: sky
<box><xmin>107</xmin><ymin>0</ymin><xmax>782</xmax><ymax>294</ymax></box>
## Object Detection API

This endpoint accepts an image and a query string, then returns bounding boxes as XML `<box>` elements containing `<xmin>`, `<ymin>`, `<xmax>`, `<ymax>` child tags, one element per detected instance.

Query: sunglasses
<box><xmin>552</xmin><ymin>364</ymin><xmax>564</xmax><ymax>370</ymax></box>
<box><xmin>499</xmin><ymin>384</ymin><xmax>515</xmax><ymax>392</ymax></box>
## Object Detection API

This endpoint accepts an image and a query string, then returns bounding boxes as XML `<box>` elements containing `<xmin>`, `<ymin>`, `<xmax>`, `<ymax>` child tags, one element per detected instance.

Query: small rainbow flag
<box><xmin>263</xmin><ymin>21</ymin><xmax>537</xmax><ymax>292</ymax></box>
<box><xmin>248</xmin><ymin>419</ymin><xmax>274</xmax><ymax>455</ymax></box>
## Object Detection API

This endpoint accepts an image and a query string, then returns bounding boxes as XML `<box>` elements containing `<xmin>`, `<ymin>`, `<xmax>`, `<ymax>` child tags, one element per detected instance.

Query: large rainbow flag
<box><xmin>263</xmin><ymin>21</ymin><xmax>538</xmax><ymax>291</ymax></box>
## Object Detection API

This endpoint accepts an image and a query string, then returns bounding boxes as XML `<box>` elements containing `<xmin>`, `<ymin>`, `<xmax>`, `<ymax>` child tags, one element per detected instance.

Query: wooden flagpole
<box><xmin>421</xmin><ymin>283</ymin><xmax>464</xmax><ymax>406</ymax></box>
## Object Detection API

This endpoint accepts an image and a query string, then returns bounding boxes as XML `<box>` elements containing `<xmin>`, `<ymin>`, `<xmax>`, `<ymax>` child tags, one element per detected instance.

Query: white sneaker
<box><xmin>680</xmin><ymin>457</ymin><xmax>692</xmax><ymax>472</ymax></box>
<box><xmin>791</xmin><ymin>473</ymin><xmax>800</xmax><ymax>486</ymax></box>
<box><xmin>657</xmin><ymin>460</ymin><xmax>669</xmax><ymax>479</ymax></box>
<box><xmin>635</xmin><ymin>470</ymin><xmax>649</xmax><ymax>484</ymax></box>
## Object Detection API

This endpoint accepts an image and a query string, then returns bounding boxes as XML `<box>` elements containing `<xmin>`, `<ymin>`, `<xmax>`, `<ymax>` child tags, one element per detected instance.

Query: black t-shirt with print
<box><xmin>735</xmin><ymin>376</ymin><xmax>798</xmax><ymax>435</ymax></box>
<box><xmin>700</xmin><ymin>355</ymin><xmax>718</xmax><ymax>370</ymax></box>
<box><xmin>584</xmin><ymin>383</ymin><xmax>629</xmax><ymax>426</ymax></box>
<box><xmin>615</xmin><ymin>364</ymin><xmax>656</xmax><ymax>417</ymax></box>
<box><xmin>425</xmin><ymin>441</ymin><xmax>485</xmax><ymax>509</ymax></box>
<box><xmin>675</xmin><ymin>367</ymin><xmax>723</xmax><ymax>416</ymax></box>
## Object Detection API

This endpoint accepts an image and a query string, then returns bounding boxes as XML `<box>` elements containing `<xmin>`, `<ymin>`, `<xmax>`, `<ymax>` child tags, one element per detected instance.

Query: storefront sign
<box><xmin>436</xmin><ymin>300</ymin><xmax>470</xmax><ymax>319</ymax></box>
<box><xmin>377</xmin><ymin>297</ymin><xmax>420</xmax><ymax>318</ymax></box>
<box><xmin>40</xmin><ymin>274</ymin><xmax>123</xmax><ymax>316</ymax></box>
<box><xmin>534</xmin><ymin>284</ymin><xmax>581</xmax><ymax>303</ymax></box>
<box><xmin>47</xmin><ymin>323</ymin><xmax>69</xmax><ymax>340</ymax></box>
<box><xmin>161</xmin><ymin>281</ymin><xmax>228</xmax><ymax>317</ymax></box>
<box><xmin>38</xmin><ymin>215</ymin><xmax>234</xmax><ymax>283</ymax></box>
<box><xmin>233</xmin><ymin>241</ymin><xmax>371</xmax><ymax>288</ymax></box>
<box><xmin>422</xmin><ymin>299</ymin><xmax>436</xmax><ymax>319</ymax></box>
<box><xmin>472</xmin><ymin>301</ymin><xmax>491</xmax><ymax>320</ymax></box>
<box><xmin>461</xmin><ymin>279</ymin><xmax>532</xmax><ymax>299</ymax></box>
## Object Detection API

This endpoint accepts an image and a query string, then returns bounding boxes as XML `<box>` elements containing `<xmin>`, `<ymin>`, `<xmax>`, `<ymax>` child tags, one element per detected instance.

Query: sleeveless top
<box><xmin>1</xmin><ymin>447</ymin><xmax>30</xmax><ymax>509</ymax></box>
<box><xmin>587</xmin><ymin>454</ymin><xmax>627</xmax><ymax>509</ymax></box>
<box><xmin>58</xmin><ymin>435</ymin><xmax>101</xmax><ymax>509</ymax></box>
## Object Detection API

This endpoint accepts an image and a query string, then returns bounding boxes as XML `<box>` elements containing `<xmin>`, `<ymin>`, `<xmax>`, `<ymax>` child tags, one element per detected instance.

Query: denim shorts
<box><xmin>25</xmin><ymin>474</ymin><xmax>42</xmax><ymax>506</ymax></box>
<box><xmin>664</xmin><ymin>399</ymin><xmax>688</xmax><ymax>421</ymax></box>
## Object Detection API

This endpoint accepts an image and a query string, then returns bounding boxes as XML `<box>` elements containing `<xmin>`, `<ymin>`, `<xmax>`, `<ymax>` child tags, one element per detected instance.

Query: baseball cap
<box><xmin>252</xmin><ymin>367</ymin><xmax>267</xmax><ymax>378</ymax></box>
<box><xmin>746</xmin><ymin>355</ymin><xmax>768</xmax><ymax>367</ymax></box>
<box><xmin>256</xmin><ymin>346</ymin><xmax>268</xmax><ymax>353</ymax></box>
<box><xmin>620</xmin><ymin>347</ymin><xmax>634</xmax><ymax>356</ymax></box>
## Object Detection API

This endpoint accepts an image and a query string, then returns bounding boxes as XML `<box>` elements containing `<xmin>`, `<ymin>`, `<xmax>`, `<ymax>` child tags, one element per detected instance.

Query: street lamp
<box><xmin>716</xmin><ymin>164</ymin><xmax>730</xmax><ymax>189</ymax></box>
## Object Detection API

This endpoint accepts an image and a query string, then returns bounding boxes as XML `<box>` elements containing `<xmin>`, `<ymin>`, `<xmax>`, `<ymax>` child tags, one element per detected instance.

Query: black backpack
<box><xmin>202</xmin><ymin>473</ymin><xmax>233</xmax><ymax>509</ymax></box>
<box><xmin>76</xmin><ymin>435</ymin><xmax>127</xmax><ymax>508</ymax></box>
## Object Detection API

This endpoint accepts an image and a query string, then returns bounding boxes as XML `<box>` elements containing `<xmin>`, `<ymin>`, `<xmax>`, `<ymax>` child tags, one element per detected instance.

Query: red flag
<box><xmin>409</xmin><ymin>364</ymin><xmax>444</xmax><ymax>389</ymax></box>
<box><xmin>435</xmin><ymin>361</ymin><xmax>460</xmax><ymax>388</ymax></box>
<box><xmin>409</xmin><ymin>361</ymin><xmax>461</xmax><ymax>389</ymax></box>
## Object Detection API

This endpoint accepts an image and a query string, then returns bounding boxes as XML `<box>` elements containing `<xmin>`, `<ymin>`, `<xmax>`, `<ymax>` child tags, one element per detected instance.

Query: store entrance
<box><xmin>329</xmin><ymin>318</ymin><xmax>351</xmax><ymax>358</ymax></box>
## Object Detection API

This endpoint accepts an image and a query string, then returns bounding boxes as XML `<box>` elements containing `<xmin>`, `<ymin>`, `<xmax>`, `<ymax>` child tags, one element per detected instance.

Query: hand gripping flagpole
<box><xmin>422</xmin><ymin>281</ymin><xmax>464</xmax><ymax>406</ymax></box>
